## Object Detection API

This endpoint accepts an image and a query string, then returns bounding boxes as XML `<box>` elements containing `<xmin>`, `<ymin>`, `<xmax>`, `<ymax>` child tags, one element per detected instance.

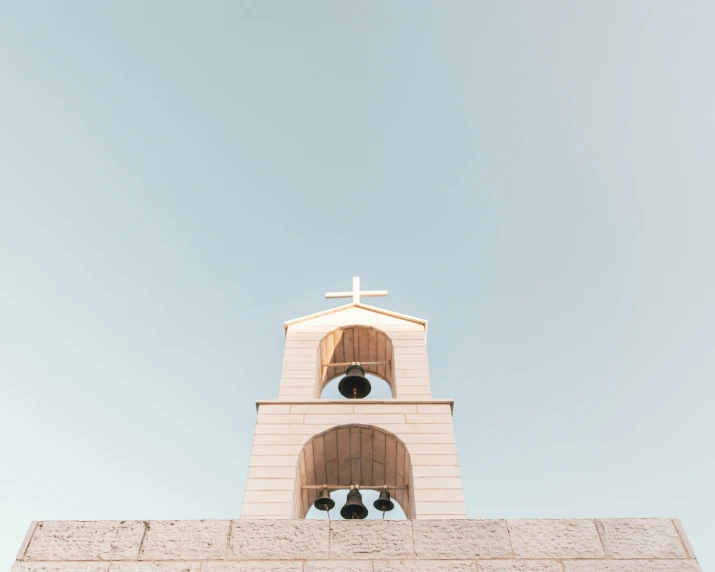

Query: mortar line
<box><xmin>593</xmin><ymin>520</ymin><xmax>608</xmax><ymax>559</ymax></box>
<box><xmin>137</xmin><ymin>521</ymin><xmax>150</xmax><ymax>559</ymax></box>
<box><xmin>224</xmin><ymin>520</ymin><xmax>234</xmax><ymax>561</ymax></box>
<box><xmin>505</xmin><ymin>520</ymin><xmax>515</xmax><ymax>558</ymax></box>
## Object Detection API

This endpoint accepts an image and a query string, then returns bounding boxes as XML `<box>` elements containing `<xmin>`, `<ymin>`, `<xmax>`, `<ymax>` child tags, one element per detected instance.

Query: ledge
<box><xmin>256</xmin><ymin>399</ymin><xmax>455</xmax><ymax>412</ymax></box>
<box><xmin>13</xmin><ymin>518</ymin><xmax>700</xmax><ymax>571</ymax></box>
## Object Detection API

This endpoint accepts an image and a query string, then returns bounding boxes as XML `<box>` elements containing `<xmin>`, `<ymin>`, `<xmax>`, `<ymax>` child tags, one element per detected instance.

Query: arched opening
<box><xmin>316</xmin><ymin>326</ymin><xmax>395</xmax><ymax>398</ymax></box>
<box><xmin>294</xmin><ymin>424</ymin><xmax>414</xmax><ymax>519</ymax></box>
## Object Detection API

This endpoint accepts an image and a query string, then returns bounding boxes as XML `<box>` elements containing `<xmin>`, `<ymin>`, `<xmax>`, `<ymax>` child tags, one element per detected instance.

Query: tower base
<box><xmin>13</xmin><ymin>518</ymin><xmax>699</xmax><ymax>571</ymax></box>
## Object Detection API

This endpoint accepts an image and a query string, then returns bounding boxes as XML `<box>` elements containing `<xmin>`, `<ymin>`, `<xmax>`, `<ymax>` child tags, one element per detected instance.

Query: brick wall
<box><xmin>13</xmin><ymin>519</ymin><xmax>699</xmax><ymax>572</ymax></box>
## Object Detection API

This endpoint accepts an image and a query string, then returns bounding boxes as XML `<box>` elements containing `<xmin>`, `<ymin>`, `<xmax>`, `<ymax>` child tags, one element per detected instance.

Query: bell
<box><xmin>340</xmin><ymin>487</ymin><xmax>369</xmax><ymax>519</ymax></box>
<box><xmin>338</xmin><ymin>364</ymin><xmax>371</xmax><ymax>399</ymax></box>
<box><xmin>373</xmin><ymin>489</ymin><xmax>395</xmax><ymax>512</ymax></box>
<box><xmin>313</xmin><ymin>487</ymin><xmax>335</xmax><ymax>512</ymax></box>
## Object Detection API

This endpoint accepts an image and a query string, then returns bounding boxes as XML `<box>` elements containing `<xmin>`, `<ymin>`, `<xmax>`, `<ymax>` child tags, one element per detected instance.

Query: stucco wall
<box><xmin>13</xmin><ymin>519</ymin><xmax>699</xmax><ymax>572</ymax></box>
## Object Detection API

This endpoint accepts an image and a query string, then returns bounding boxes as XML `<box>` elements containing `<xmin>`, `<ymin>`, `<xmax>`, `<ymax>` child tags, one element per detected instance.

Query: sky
<box><xmin>0</xmin><ymin>0</ymin><xmax>713</xmax><ymax>568</ymax></box>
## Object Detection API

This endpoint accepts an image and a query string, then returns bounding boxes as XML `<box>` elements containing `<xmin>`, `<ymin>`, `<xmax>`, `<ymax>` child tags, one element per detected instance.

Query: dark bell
<box><xmin>373</xmin><ymin>489</ymin><xmax>395</xmax><ymax>512</ymax></box>
<box><xmin>340</xmin><ymin>488</ymin><xmax>368</xmax><ymax>519</ymax></box>
<box><xmin>313</xmin><ymin>488</ymin><xmax>335</xmax><ymax>512</ymax></box>
<box><xmin>338</xmin><ymin>364</ymin><xmax>371</xmax><ymax>399</ymax></box>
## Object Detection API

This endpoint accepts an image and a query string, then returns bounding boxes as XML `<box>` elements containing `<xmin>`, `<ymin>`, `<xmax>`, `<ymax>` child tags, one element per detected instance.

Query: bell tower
<box><xmin>240</xmin><ymin>278</ymin><xmax>466</xmax><ymax>520</ymax></box>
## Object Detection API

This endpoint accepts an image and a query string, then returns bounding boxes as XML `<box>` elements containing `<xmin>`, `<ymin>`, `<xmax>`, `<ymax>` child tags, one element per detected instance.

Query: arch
<box><xmin>294</xmin><ymin>424</ymin><xmax>415</xmax><ymax>519</ymax></box>
<box><xmin>316</xmin><ymin>326</ymin><xmax>395</xmax><ymax>398</ymax></box>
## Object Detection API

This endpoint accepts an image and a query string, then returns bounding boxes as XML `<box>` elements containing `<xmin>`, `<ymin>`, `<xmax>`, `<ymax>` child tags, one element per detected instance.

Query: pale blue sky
<box><xmin>1</xmin><ymin>1</ymin><xmax>713</xmax><ymax>568</ymax></box>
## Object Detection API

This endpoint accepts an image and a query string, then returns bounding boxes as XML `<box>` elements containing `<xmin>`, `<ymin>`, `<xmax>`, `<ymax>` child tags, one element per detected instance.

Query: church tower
<box><xmin>240</xmin><ymin>277</ymin><xmax>466</xmax><ymax>520</ymax></box>
<box><xmin>11</xmin><ymin>276</ymin><xmax>701</xmax><ymax>570</ymax></box>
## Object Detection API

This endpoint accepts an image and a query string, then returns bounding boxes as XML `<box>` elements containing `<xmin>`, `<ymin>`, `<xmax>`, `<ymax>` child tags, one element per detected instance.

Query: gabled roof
<box><xmin>284</xmin><ymin>302</ymin><xmax>428</xmax><ymax>334</ymax></box>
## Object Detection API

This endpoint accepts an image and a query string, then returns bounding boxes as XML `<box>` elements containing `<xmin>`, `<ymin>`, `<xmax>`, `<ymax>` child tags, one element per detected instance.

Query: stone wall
<box><xmin>12</xmin><ymin>519</ymin><xmax>699</xmax><ymax>572</ymax></box>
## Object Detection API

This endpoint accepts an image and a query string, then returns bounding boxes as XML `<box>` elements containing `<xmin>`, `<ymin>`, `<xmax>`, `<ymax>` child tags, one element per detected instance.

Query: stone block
<box><xmin>406</xmin><ymin>414</ymin><xmax>453</xmax><ymax>424</ymax></box>
<box><xmin>303</xmin><ymin>414</ymin><xmax>406</xmax><ymax>425</ymax></box>
<box><xmin>408</xmin><ymin>444</ymin><xmax>459</xmax><ymax>455</ymax></box>
<box><xmin>595</xmin><ymin>519</ymin><xmax>687</xmax><ymax>559</ymax></box>
<box><xmin>400</xmin><ymin>434</ymin><xmax>456</xmax><ymax>445</ymax></box>
<box><xmin>244</xmin><ymin>478</ymin><xmax>294</xmax><ymax>491</ymax></box>
<box><xmin>242</xmin><ymin>490</ymin><xmax>294</xmax><ymax>503</ymax></box>
<box><xmin>411</xmin><ymin>455</ymin><xmax>459</xmax><ymax>466</ymax></box>
<box><xmin>392</xmin><ymin>424</ymin><xmax>454</xmax><ymax>435</ymax></box>
<box><xmin>414</xmin><ymin>489</ymin><xmax>465</xmax><ymax>502</ymax></box>
<box><xmin>374</xmin><ymin>562</ymin><xmax>476</xmax><ymax>572</ymax></box>
<box><xmin>413</xmin><ymin>520</ymin><xmax>512</xmax><ymax>559</ymax></box>
<box><xmin>508</xmin><ymin>520</ymin><xmax>604</xmax><ymax>558</ymax></box>
<box><xmin>412</xmin><ymin>466</ymin><xmax>461</xmax><ymax>477</ymax></box>
<box><xmin>229</xmin><ymin>520</ymin><xmax>329</xmax><ymax>560</ymax></box>
<box><xmin>278</xmin><ymin>379</ymin><xmax>314</xmax><ymax>387</ymax></box>
<box><xmin>330</xmin><ymin>520</ymin><xmax>414</xmax><ymax>560</ymax></box>
<box><xmin>256</xmin><ymin>414</ymin><xmax>305</xmax><ymax>424</ymax></box>
<box><xmin>305</xmin><ymin>562</ymin><xmax>373</xmax><ymax>572</ymax></box>
<box><xmin>139</xmin><ymin>520</ymin><xmax>230</xmax><ymax>560</ymax></box>
<box><xmin>564</xmin><ymin>562</ymin><xmax>701</xmax><ymax>572</ymax></box>
<box><xmin>290</xmin><ymin>404</ymin><xmax>354</xmax><ymax>414</ymax></box>
<box><xmin>252</xmin><ymin>434</ymin><xmax>310</xmax><ymax>445</ymax></box>
<box><xmin>257</xmin><ymin>405</ymin><xmax>292</xmax><ymax>414</ymax></box>
<box><xmin>478</xmin><ymin>562</ymin><xmax>562</xmax><ymax>572</ymax></box>
<box><xmin>12</xmin><ymin>564</ymin><xmax>110</xmax><ymax>572</ymax></box>
<box><xmin>352</xmin><ymin>404</ymin><xmax>418</xmax><ymax>414</ymax></box>
<box><xmin>204</xmin><ymin>564</ymin><xmax>302</xmax><ymax>572</ymax></box>
<box><xmin>249</xmin><ymin>456</ymin><xmax>299</xmax><ymax>467</ymax></box>
<box><xmin>416</xmin><ymin>404</ymin><xmax>451</xmax><ymax>413</ymax></box>
<box><xmin>25</xmin><ymin>521</ymin><xmax>146</xmax><ymax>561</ymax></box>
<box><xmin>249</xmin><ymin>445</ymin><xmax>303</xmax><ymax>456</ymax></box>
<box><xmin>246</xmin><ymin>467</ymin><xmax>295</xmax><ymax>479</ymax></box>
<box><xmin>111</xmin><ymin>564</ymin><xmax>201</xmax><ymax>572</ymax></box>
<box><xmin>415</xmin><ymin>502</ymin><xmax>467</xmax><ymax>516</ymax></box>
<box><xmin>412</xmin><ymin>478</ymin><xmax>463</xmax><ymax>489</ymax></box>
<box><xmin>239</xmin><ymin>502</ymin><xmax>293</xmax><ymax>516</ymax></box>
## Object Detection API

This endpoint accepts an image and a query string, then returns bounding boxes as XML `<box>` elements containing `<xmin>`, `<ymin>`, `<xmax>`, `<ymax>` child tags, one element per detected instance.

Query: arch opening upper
<box><xmin>317</xmin><ymin>326</ymin><xmax>395</xmax><ymax>398</ymax></box>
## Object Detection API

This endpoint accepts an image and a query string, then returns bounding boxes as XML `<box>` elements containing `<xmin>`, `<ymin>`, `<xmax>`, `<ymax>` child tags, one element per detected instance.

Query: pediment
<box><xmin>284</xmin><ymin>303</ymin><xmax>427</xmax><ymax>333</ymax></box>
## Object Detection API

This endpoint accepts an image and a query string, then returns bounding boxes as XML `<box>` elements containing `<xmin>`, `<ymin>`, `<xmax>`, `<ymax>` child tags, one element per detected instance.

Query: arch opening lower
<box><xmin>294</xmin><ymin>424</ymin><xmax>415</xmax><ymax>519</ymax></box>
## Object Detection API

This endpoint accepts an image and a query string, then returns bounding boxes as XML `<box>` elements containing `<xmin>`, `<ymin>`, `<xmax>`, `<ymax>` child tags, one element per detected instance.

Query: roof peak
<box><xmin>283</xmin><ymin>302</ymin><xmax>427</xmax><ymax>332</ymax></box>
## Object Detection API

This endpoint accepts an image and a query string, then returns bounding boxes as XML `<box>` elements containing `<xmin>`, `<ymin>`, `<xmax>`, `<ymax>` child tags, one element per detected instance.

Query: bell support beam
<box><xmin>321</xmin><ymin>361</ymin><xmax>391</xmax><ymax>368</ymax></box>
<box><xmin>302</xmin><ymin>485</ymin><xmax>408</xmax><ymax>491</ymax></box>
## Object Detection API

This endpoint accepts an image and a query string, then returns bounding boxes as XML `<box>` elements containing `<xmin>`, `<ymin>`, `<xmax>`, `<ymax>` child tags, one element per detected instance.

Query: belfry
<box><xmin>241</xmin><ymin>276</ymin><xmax>465</xmax><ymax>520</ymax></box>
<box><xmin>11</xmin><ymin>276</ymin><xmax>701</xmax><ymax>570</ymax></box>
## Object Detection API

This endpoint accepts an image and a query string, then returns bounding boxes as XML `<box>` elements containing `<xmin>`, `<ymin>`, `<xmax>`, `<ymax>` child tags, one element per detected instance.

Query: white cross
<box><xmin>325</xmin><ymin>276</ymin><xmax>388</xmax><ymax>304</ymax></box>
